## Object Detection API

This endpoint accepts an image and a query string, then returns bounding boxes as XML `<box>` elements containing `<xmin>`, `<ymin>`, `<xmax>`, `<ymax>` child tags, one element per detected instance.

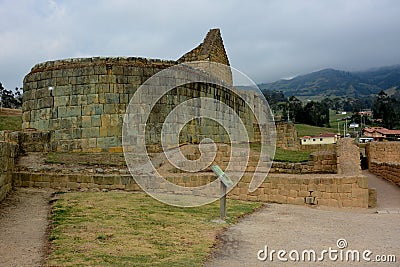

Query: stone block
<box><xmin>82</xmin><ymin>116</ymin><xmax>92</xmax><ymax>128</ymax></box>
<box><xmin>82</xmin><ymin>104</ymin><xmax>104</xmax><ymax>116</ymax></box>
<box><xmin>104</xmin><ymin>104</ymin><xmax>119</xmax><ymax>114</ymax></box>
<box><xmin>318</xmin><ymin>199</ymin><xmax>339</xmax><ymax>208</ymax></box>
<box><xmin>288</xmin><ymin>189</ymin><xmax>298</xmax><ymax>198</ymax></box>
<box><xmin>81</xmin><ymin>128</ymin><xmax>91</xmax><ymax>139</ymax></box>
<box><xmin>96</xmin><ymin>138</ymin><xmax>106</xmax><ymax>149</ymax></box>
<box><xmin>352</xmin><ymin>188</ymin><xmax>368</xmax><ymax>199</ymax></box>
<box><xmin>287</xmin><ymin>197</ymin><xmax>304</xmax><ymax>205</ymax></box>
<box><xmin>337</xmin><ymin>184</ymin><xmax>352</xmax><ymax>193</ymax></box>
<box><xmin>105</xmin><ymin>93</ymin><xmax>120</xmax><ymax>104</ymax></box>
<box><xmin>91</xmin><ymin>115</ymin><xmax>101</xmax><ymax>127</ymax></box>
<box><xmin>368</xmin><ymin>188</ymin><xmax>377</xmax><ymax>208</ymax></box>
<box><xmin>326</xmin><ymin>184</ymin><xmax>338</xmax><ymax>193</ymax></box>
<box><xmin>87</xmin><ymin>94</ymin><xmax>99</xmax><ymax>104</ymax></box>
<box><xmin>356</xmin><ymin>176</ymin><xmax>368</xmax><ymax>189</ymax></box>
<box><xmin>269</xmin><ymin>194</ymin><xmax>287</xmax><ymax>204</ymax></box>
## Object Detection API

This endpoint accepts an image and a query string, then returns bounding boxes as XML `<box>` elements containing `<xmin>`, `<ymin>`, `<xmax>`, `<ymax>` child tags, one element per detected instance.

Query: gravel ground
<box><xmin>206</xmin><ymin>171</ymin><xmax>400</xmax><ymax>266</ymax></box>
<box><xmin>0</xmin><ymin>171</ymin><xmax>398</xmax><ymax>267</ymax></box>
<box><xmin>0</xmin><ymin>188</ymin><xmax>52</xmax><ymax>267</ymax></box>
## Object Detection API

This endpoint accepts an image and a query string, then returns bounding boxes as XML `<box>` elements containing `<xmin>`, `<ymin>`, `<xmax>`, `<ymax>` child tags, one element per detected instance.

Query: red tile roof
<box><xmin>363</xmin><ymin>127</ymin><xmax>400</xmax><ymax>135</ymax></box>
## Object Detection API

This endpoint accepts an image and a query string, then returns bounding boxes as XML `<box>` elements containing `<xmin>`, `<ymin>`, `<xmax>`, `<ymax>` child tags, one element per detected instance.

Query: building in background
<box><xmin>362</xmin><ymin>127</ymin><xmax>400</xmax><ymax>141</ymax></box>
<box><xmin>300</xmin><ymin>132</ymin><xmax>339</xmax><ymax>145</ymax></box>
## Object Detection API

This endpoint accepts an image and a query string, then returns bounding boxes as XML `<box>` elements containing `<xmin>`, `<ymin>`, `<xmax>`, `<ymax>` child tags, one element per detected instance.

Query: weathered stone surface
<box><xmin>336</xmin><ymin>138</ymin><xmax>361</xmax><ymax>176</ymax></box>
<box><xmin>366</xmin><ymin>142</ymin><xmax>400</xmax><ymax>186</ymax></box>
<box><xmin>22</xmin><ymin>29</ymin><xmax>265</xmax><ymax>153</ymax></box>
<box><xmin>0</xmin><ymin>141</ymin><xmax>18</xmax><ymax>202</ymax></box>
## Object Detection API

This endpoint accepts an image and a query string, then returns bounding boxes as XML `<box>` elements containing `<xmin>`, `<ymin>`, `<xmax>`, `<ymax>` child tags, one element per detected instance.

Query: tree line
<box><xmin>372</xmin><ymin>91</ymin><xmax>400</xmax><ymax>129</ymax></box>
<box><xmin>0</xmin><ymin>83</ymin><xmax>22</xmax><ymax>109</ymax></box>
<box><xmin>263</xmin><ymin>89</ymin><xmax>400</xmax><ymax>129</ymax></box>
<box><xmin>263</xmin><ymin>90</ymin><xmax>330</xmax><ymax>127</ymax></box>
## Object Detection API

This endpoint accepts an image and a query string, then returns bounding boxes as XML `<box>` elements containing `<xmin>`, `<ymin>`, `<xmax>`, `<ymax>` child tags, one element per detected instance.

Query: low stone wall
<box><xmin>299</xmin><ymin>144</ymin><xmax>336</xmax><ymax>152</ymax></box>
<box><xmin>229</xmin><ymin>174</ymin><xmax>369</xmax><ymax>208</ymax></box>
<box><xmin>271</xmin><ymin>151</ymin><xmax>337</xmax><ymax>174</ymax></box>
<box><xmin>369</xmin><ymin>161</ymin><xmax>400</xmax><ymax>186</ymax></box>
<box><xmin>13</xmin><ymin>172</ymin><xmax>139</xmax><ymax>191</ymax></box>
<box><xmin>0</xmin><ymin>130</ymin><xmax>51</xmax><ymax>153</ymax></box>
<box><xmin>7</xmin><ymin>135</ymin><xmax>368</xmax><ymax>208</ymax></box>
<box><xmin>336</xmin><ymin>138</ymin><xmax>361</xmax><ymax>176</ymax></box>
<box><xmin>0</xmin><ymin>142</ymin><xmax>18</xmax><ymax>202</ymax></box>
<box><xmin>275</xmin><ymin>122</ymin><xmax>299</xmax><ymax>150</ymax></box>
<box><xmin>366</xmin><ymin>142</ymin><xmax>400</xmax><ymax>186</ymax></box>
<box><xmin>366</xmin><ymin>141</ymin><xmax>400</xmax><ymax>166</ymax></box>
<box><xmin>12</xmin><ymin>171</ymin><xmax>368</xmax><ymax>208</ymax></box>
<box><xmin>177</xmin><ymin>144</ymin><xmax>337</xmax><ymax>174</ymax></box>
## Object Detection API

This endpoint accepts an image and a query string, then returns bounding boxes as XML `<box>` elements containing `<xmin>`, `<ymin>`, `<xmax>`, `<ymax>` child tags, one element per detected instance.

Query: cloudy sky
<box><xmin>1</xmin><ymin>0</ymin><xmax>400</xmax><ymax>90</ymax></box>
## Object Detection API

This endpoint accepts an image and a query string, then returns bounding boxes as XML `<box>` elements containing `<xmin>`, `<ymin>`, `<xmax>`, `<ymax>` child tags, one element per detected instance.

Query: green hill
<box><xmin>259</xmin><ymin>65</ymin><xmax>400</xmax><ymax>99</ymax></box>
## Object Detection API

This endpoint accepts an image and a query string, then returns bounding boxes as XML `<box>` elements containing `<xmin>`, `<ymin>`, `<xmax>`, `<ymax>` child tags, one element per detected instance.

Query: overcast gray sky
<box><xmin>1</xmin><ymin>0</ymin><xmax>400</xmax><ymax>90</ymax></box>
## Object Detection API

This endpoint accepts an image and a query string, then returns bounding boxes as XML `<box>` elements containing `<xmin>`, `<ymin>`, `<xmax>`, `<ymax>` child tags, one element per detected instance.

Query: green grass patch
<box><xmin>0</xmin><ymin>115</ymin><xmax>21</xmax><ymax>131</ymax></box>
<box><xmin>250</xmin><ymin>143</ymin><xmax>311</xmax><ymax>163</ymax></box>
<box><xmin>274</xmin><ymin>148</ymin><xmax>311</xmax><ymax>163</ymax></box>
<box><xmin>295</xmin><ymin>123</ymin><xmax>337</xmax><ymax>137</ymax></box>
<box><xmin>329</xmin><ymin>110</ymin><xmax>353</xmax><ymax>133</ymax></box>
<box><xmin>48</xmin><ymin>192</ymin><xmax>262</xmax><ymax>267</ymax></box>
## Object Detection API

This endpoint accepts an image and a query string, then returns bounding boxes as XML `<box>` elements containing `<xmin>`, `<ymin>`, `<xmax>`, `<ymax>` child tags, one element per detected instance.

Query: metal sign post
<box><xmin>211</xmin><ymin>165</ymin><xmax>233</xmax><ymax>220</ymax></box>
<box><xmin>220</xmin><ymin>181</ymin><xmax>227</xmax><ymax>219</ymax></box>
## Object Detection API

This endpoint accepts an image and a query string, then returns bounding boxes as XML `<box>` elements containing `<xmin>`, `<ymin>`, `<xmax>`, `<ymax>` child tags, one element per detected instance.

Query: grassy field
<box><xmin>48</xmin><ymin>192</ymin><xmax>262</xmax><ymax>267</ymax></box>
<box><xmin>294</xmin><ymin>123</ymin><xmax>337</xmax><ymax>137</ymax></box>
<box><xmin>0</xmin><ymin>108</ymin><xmax>22</xmax><ymax>131</ymax></box>
<box><xmin>250</xmin><ymin>144</ymin><xmax>311</xmax><ymax>163</ymax></box>
<box><xmin>274</xmin><ymin>148</ymin><xmax>311</xmax><ymax>162</ymax></box>
<box><xmin>294</xmin><ymin>110</ymin><xmax>353</xmax><ymax>137</ymax></box>
<box><xmin>329</xmin><ymin>110</ymin><xmax>352</xmax><ymax>134</ymax></box>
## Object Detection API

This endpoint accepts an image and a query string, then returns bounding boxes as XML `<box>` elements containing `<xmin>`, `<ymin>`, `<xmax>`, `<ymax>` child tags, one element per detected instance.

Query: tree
<box><xmin>373</xmin><ymin>91</ymin><xmax>398</xmax><ymax>129</ymax></box>
<box><xmin>302</xmin><ymin>101</ymin><xmax>330</xmax><ymax>127</ymax></box>
<box><xmin>288</xmin><ymin>96</ymin><xmax>303</xmax><ymax>123</ymax></box>
<box><xmin>0</xmin><ymin>83</ymin><xmax>22</xmax><ymax>109</ymax></box>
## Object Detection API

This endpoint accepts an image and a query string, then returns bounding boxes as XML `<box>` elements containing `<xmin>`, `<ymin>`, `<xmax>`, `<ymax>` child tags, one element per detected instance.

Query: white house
<box><xmin>349</xmin><ymin>122</ymin><xmax>359</xmax><ymax>129</ymax></box>
<box><xmin>300</xmin><ymin>133</ymin><xmax>339</xmax><ymax>145</ymax></box>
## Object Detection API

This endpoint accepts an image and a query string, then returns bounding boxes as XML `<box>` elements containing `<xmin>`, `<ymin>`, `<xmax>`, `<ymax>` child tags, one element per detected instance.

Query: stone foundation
<box><xmin>299</xmin><ymin>143</ymin><xmax>336</xmax><ymax>152</ymax></box>
<box><xmin>275</xmin><ymin>122</ymin><xmax>299</xmax><ymax>150</ymax></box>
<box><xmin>366</xmin><ymin>142</ymin><xmax>400</xmax><ymax>186</ymax></box>
<box><xmin>229</xmin><ymin>174</ymin><xmax>368</xmax><ymax>208</ymax></box>
<box><xmin>369</xmin><ymin>161</ymin><xmax>400</xmax><ymax>186</ymax></box>
<box><xmin>0</xmin><ymin>130</ymin><xmax>51</xmax><ymax>153</ymax></box>
<box><xmin>12</xmin><ymin>171</ymin><xmax>368</xmax><ymax>208</ymax></box>
<box><xmin>3</xmin><ymin>134</ymin><xmax>369</xmax><ymax>208</ymax></box>
<box><xmin>0</xmin><ymin>142</ymin><xmax>18</xmax><ymax>202</ymax></box>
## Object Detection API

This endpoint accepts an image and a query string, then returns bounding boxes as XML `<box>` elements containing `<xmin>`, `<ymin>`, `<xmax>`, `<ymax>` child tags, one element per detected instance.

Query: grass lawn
<box><xmin>0</xmin><ymin>108</ymin><xmax>22</xmax><ymax>131</ymax></box>
<box><xmin>274</xmin><ymin>148</ymin><xmax>311</xmax><ymax>163</ymax></box>
<box><xmin>295</xmin><ymin>123</ymin><xmax>337</xmax><ymax>137</ymax></box>
<box><xmin>329</xmin><ymin>110</ymin><xmax>352</xmax><ymax>134</ymax></box>
<box><xmin>250</xmin><ymin>143</ymin><xmax>311</xmax><ymax>163</ymax></box>
<box><xmin>0</xmin><ymin>115</ymin><xmax>22</xmax><ymax>131</ymax></box>
<box><xmin>48</xmin><ymin>192</ymin><xmax>262</xmax><ymax>267</ymax></box>
<box><xmin>294</xmin><ymin>110</ymin><xmax>354</xmax><ymax>137</ymax></box>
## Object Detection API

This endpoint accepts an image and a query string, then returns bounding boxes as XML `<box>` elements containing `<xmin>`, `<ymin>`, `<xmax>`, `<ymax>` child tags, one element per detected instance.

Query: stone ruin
<box><xmin>21</xmin><ymin>28</ymin><xmax>260</xmax><ymax>153</ymax></box>
<box><xmin>0</xmin><ymin>29</ymin><xmax>373</xmax><ymax>208</ymax></box>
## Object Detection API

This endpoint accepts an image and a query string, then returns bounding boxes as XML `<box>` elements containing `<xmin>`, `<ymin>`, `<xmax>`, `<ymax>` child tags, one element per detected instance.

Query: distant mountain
<box><xmin>259</xmin><ymin>65</ymin><xmax>400</xmax><ymax>99</ymax></box>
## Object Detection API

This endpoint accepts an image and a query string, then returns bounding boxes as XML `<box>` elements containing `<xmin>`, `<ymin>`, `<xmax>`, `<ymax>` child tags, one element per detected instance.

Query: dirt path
<box><xmin>206</xmin><ymin>173</ymin><xmax>400</xmax><ymax>266</ymax></box>
<box><xmin>0</xmin><ymin>188</ymin><xmax>52</xmax><ymax>267</ymax></box>
<box><xmin>364</xmin><ymin>170</ymin><xmax>400</xmax><ymax>212</ymax></box>
<box><xmin>1</xmin><ymin>172</ymin><xmax>399</xmax><ymax>266</ymax></box>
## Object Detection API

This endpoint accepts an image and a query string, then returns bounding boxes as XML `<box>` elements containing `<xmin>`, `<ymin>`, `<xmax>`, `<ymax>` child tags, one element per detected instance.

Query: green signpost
<box><xmin>211</xmin><ymin>165</ymin><xmax>233</xmax><ymax>220</ymax></box>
